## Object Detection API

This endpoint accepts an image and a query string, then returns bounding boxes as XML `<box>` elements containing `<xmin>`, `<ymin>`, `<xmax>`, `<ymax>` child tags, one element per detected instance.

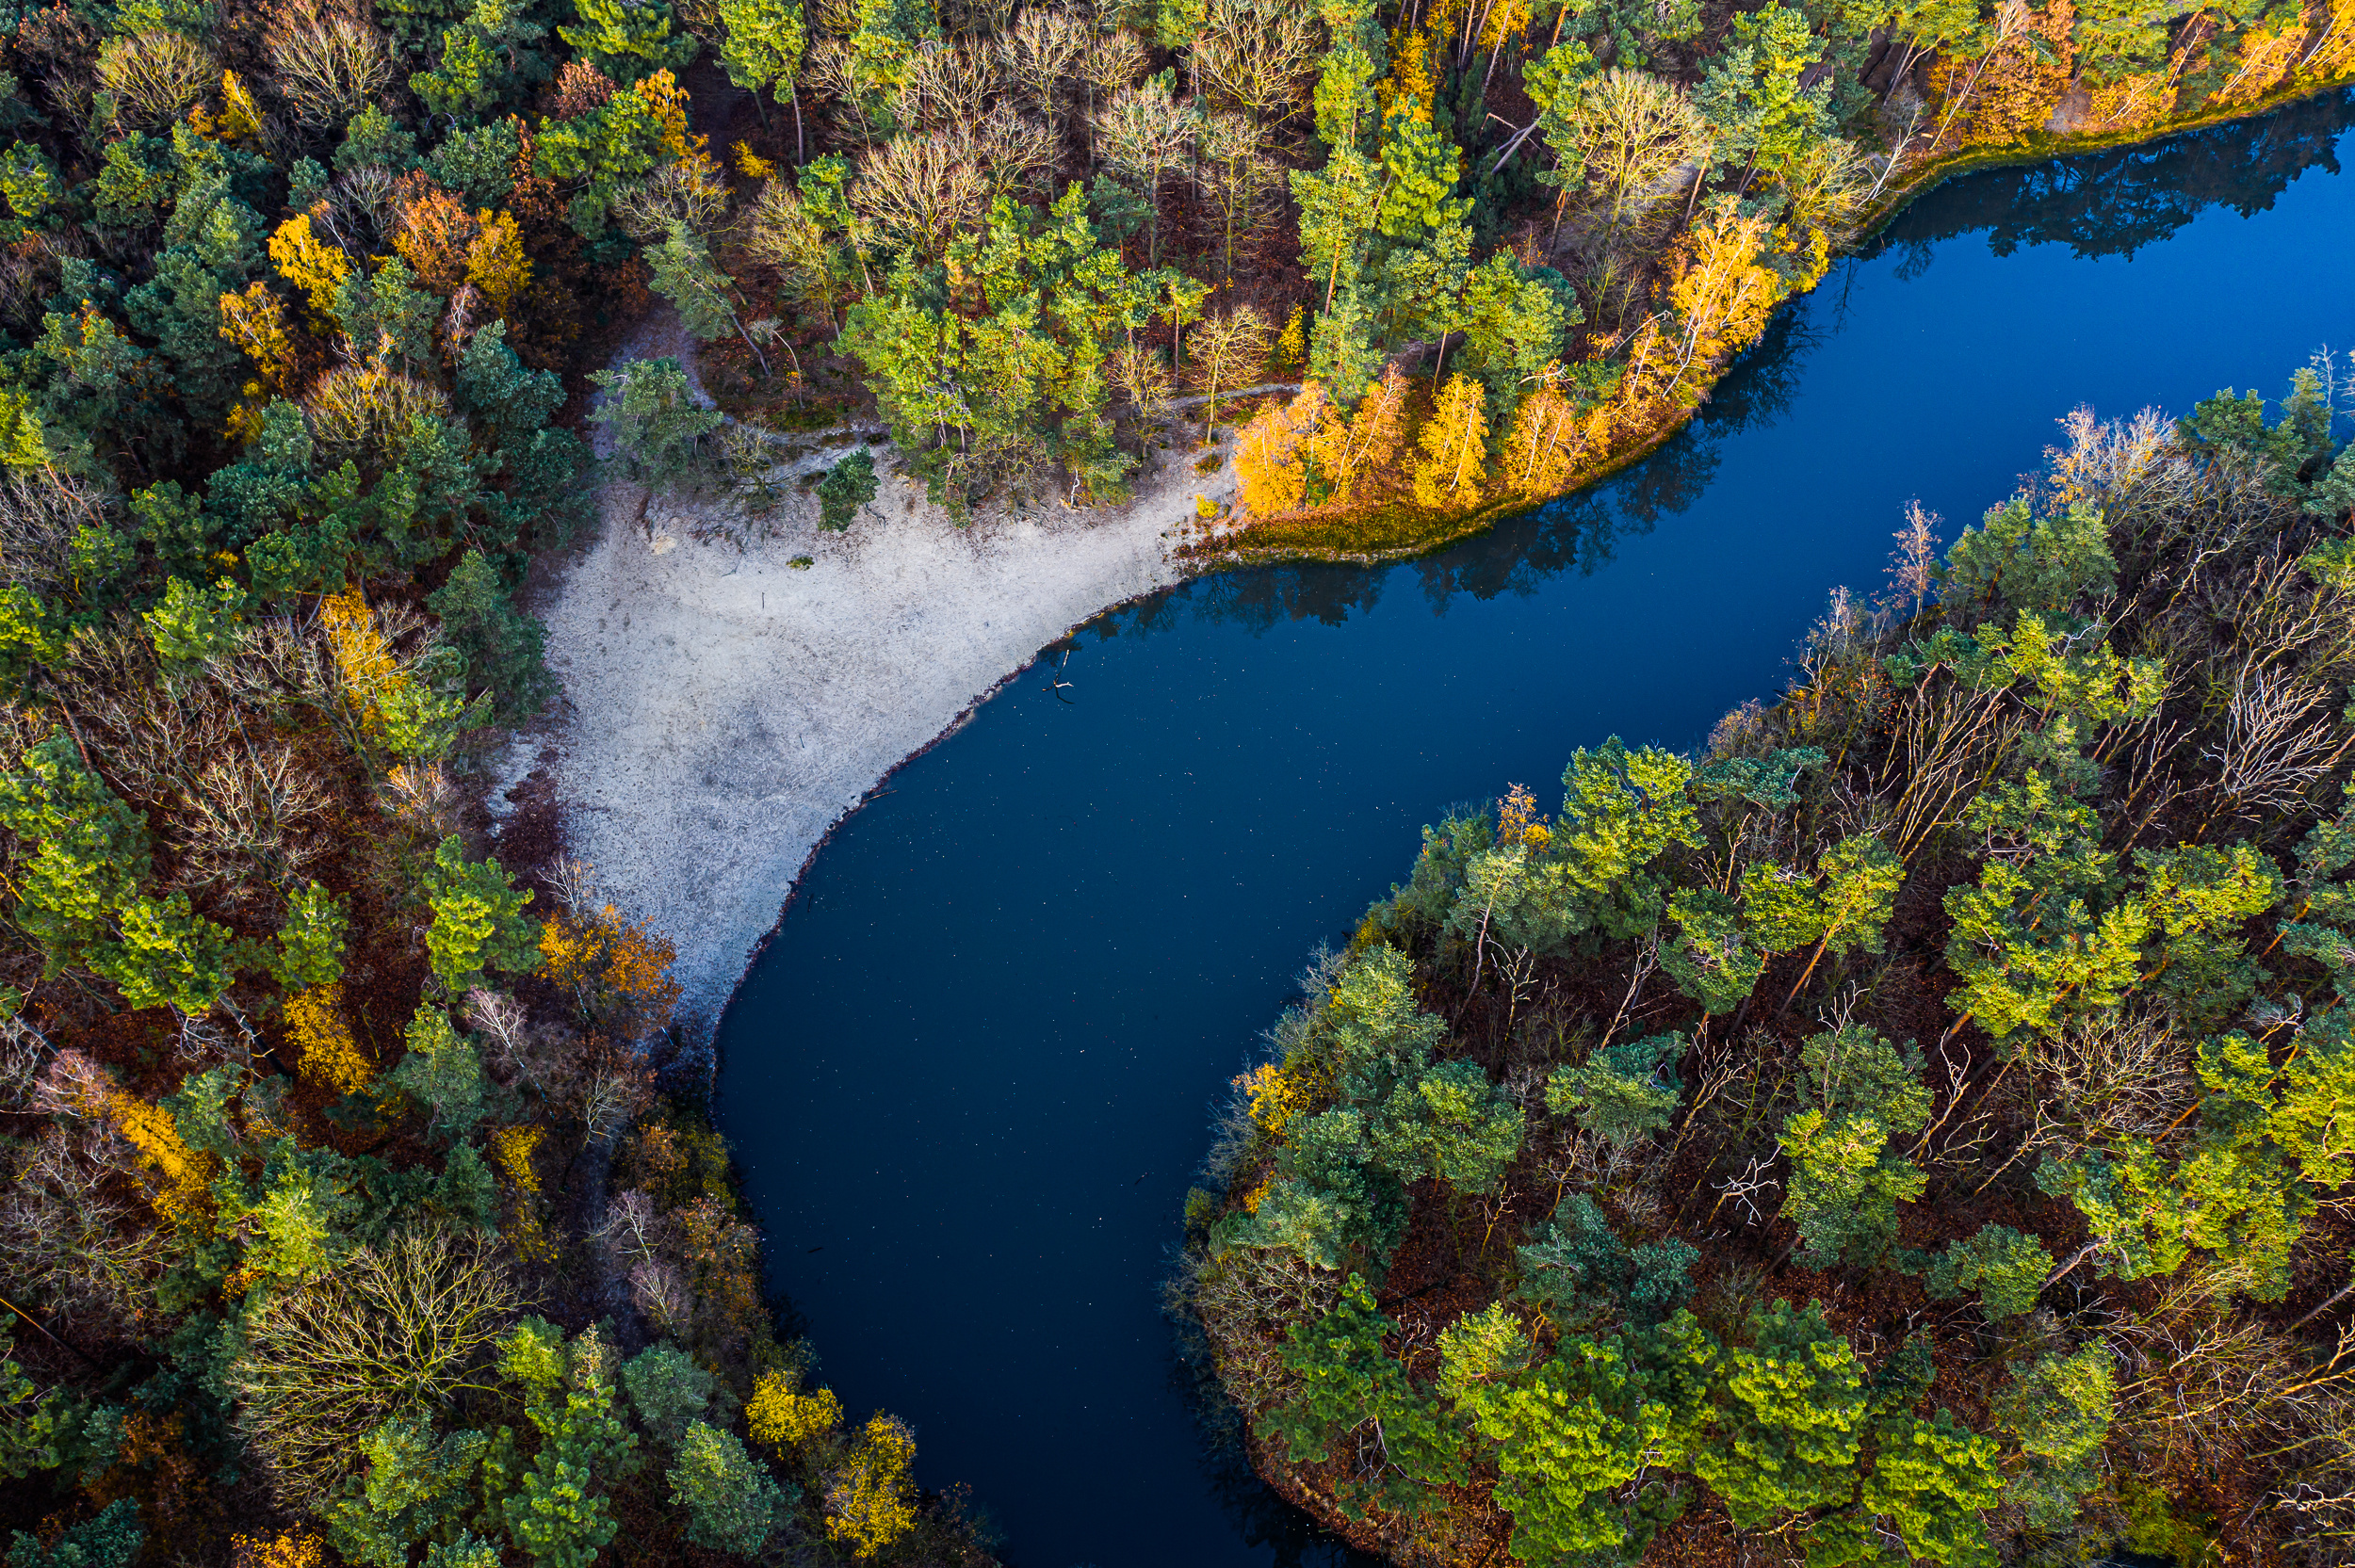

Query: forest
<box><xmin>1172</xmin><ymin>368</ymin><xmax>2355</xmax><ymax>1567</ymax></box>
<box><xmin>0</xmin><ymin>0</ymin><xmax>2348</xmax><ymax>1548</ymax></box>
<box><xmin>0</xmin><ymin>0</ymin><xmax>1023</xmax><ymax>1558</ymax></box>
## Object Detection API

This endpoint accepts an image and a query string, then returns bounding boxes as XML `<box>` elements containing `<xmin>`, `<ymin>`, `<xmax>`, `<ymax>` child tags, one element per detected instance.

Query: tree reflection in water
<box><xmin>1092</xmin><ymin>89</ymin><xmax>2355</xmax><ymax>650</ymax></box>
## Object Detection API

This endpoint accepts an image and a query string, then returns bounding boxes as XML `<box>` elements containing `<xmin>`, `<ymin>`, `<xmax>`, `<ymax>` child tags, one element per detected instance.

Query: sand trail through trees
<box><xmin>502</xmin><ymin>315</ymin><xmax>1227</xmax><ymax>1024</ymax></box>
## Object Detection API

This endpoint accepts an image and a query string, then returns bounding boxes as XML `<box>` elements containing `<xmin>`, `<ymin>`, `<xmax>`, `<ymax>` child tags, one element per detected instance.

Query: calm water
<box><xmin>715</xmin><ymin>95</ymin><xmax>2355</xmax><ymax>1568</ymax></box>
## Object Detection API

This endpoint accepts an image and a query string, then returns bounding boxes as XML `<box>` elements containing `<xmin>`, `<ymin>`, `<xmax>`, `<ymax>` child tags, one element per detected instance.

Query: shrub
<box><xmin>623</xmin><ymin>1345</ymin><xmax>716</xmax><ymax>1449</ymax></box>
<box><xmin>816</xmin><ymin>448</ymin><xmax>878</xmax><ymax>530</ymax></box>
<box><xmin>671</xmin><ymin>1421</ymin><xmax>792</xmax><ymax>1556</ymax></box>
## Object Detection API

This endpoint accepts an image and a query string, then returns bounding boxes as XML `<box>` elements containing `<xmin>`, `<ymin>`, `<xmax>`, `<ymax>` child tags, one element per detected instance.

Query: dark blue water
<box><xmin>715</xmin><ymin>95</ymin><xmax>2355</xmax><ymax>1568</ymax></box>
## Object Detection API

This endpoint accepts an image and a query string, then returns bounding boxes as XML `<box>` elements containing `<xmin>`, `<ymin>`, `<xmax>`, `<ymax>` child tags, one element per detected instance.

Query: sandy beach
<box><xmin>496</xmin><ymin>317</ymin><xmax>1234</xmax><ymax>1024</ymax></box>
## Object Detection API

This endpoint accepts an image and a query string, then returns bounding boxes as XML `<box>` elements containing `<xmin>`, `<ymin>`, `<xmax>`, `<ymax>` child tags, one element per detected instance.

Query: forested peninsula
<box><xmin>1174</xmin><ymin>375</ymin><xmax>2355</xmax><ymax>1567</ymax></box>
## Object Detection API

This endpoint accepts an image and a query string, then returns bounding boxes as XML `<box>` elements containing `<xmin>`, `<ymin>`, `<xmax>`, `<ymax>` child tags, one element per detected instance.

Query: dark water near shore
<box><xmin>715</xmin><ymin>94</ymin><xmax>2355</xmax><ymax>1568</ymax></box>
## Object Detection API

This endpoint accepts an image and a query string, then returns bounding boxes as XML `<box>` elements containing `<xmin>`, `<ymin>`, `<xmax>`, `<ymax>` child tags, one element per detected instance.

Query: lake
<box><xmin>714</xmin><ymin>91</ymin><xmax>2355</xmax><ymax>1568</ymax></box>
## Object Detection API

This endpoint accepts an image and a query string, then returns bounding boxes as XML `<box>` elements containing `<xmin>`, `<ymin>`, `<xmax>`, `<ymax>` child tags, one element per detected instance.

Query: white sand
<box><xmin>497</xmin><ymin>315</ymin><xmax>1236</xmax><ymax>1026</ymax></box>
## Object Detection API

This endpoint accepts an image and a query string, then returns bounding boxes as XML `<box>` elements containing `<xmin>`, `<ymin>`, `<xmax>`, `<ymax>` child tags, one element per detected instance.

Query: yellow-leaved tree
<box><xmin>1234</xmin><ymin>384</ymin><xmax>1328</xmax><ymax>516</ymax></box>
<box><xmin>1303</xmin><ymin>365</ymin><xmax>1407</xmax><ymax>509</ymax></box>
<box><xmin>1501</xmin><ymin>380</ymin><xmax>1580</xmax><ymax>498</ymax></box>
<box><xmin>825</xmin><ymin>1414</ymin><xmax>919</xmax><ymax>1557</ymax></box>
<box><xmin>1665</xmin><ymin>202</ymin><xmax>1778</xmax><ymax>396</ymax></box>
<box><xmin>284</xmin><ymin>981</ymin><xmax>371</xmax><ymax>1093</ymax></box>
<box><xmin>465</xmin><ymin>211</ymin><xmax>532</xmax><ymax>318</ymax></box>
<box><xmin>747</xmin><ymin>1371</ymin><xmax>843</xmax><ymax>1450</ymax></box>
<box><xmin>1411</xmin><ymin>374</ymin><xmax>1488</xmax><ymax>509</ymax></box>
<box><xmin>268</xmin><ymin>213</ymin><xmax>349</xmax><ymax>318</ymax></box>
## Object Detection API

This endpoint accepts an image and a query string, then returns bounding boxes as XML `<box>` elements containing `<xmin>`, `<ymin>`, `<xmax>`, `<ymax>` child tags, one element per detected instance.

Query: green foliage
<box><xmin>493</xmin><ymin>1323</ymin><xmax>639</xmax><ymax>1568</ymax></box>
<box><xmin>1257</xmin><ymin>1274</ymin><xmax>1468</xmax><ymax>1520</ymax></box>
<box><xmin>1687</xmin><ymin>1301</ymin><xmax>1864</xmax><ymax>1528</ymax></box>
<box><xmin>337</xmin><ymin>105</ymin><xmax>420</xmax><ymax>173</ymax></box>
<box><xmin>333</xmin><ymin>257</ymin><xmax>437</xmax><ymax>367</ymax></box>
<box><xmin>5</xmin><ymin>1500</ymin><xmax>143</xmax><ymax>1568</ymax></box>
<box><xmin>0</xmin><ymin>732</ymin><xmax>239</xmax><ymax>1013</ymax></box>
<box><xmin>716</xmin><ymin>0</ymin><xmax>804</xmax><ymax>94</ymax></box>
<box><xmin>557</xmin><ymin>0</ymin><xmax>698</xmax><ymax>80</ymax></box>
<box><xmin>322</xmin><ymin>1413</ymin><xmax>489</xmax><ymax>1568</ymax></box>
<box><xmin>2180</xmin><ymin>367</ymin><xmax>2344</xmax><ymax>501</ymax></box>
<box><xmin>1454</xmin><ymin>255</ymin><xmax>1581</xmax><ymax>427</ymax></box>
<box><xmin>1446</xmin><ymin>738</ymin><xmax>1702</xmax><ymax>960</ymax></box>
<box><xmin>1372</xmin><ymin>1058</ymin><xmax>1523</xmax><ymax>1195</ymax></box>
<box><xmin>1326</xmin><ymin>943</ymin><xmax>1445</xmax><ymax>1106</ymax></box>
<box><xmin>589</xmin><ymin>357</ymin><xmax>722</xmax><ymax>486</ymax></box>
<box><xmin>430</xmin><ymin>550</ymin><xmax>552</xmax><ymax>720</ymax></box>
<box><xmin>646</xmin><ymin>223</ymin><xmax>745</xmax><ymax>345</ymax></box>
<box><xmin>1820</xmin><ymin>1410</ymin><xmax>2001</xmax><ymax>1568</ymax></box>
<box><xmin>1546</xmin><ymin>1031</ymin><xmax>1685</xmax><ymax>1147</ymax></box>
<box><xmin>0</xmin><ymin>1330</ymin><xmax>110</xmax><ymax>1483</ymax></box>
<box><xmin>422</xmin><ymin>836</ymin><xmax>538</xmax><ymax>992</ymax></box>
<box><xmin>423</xmin><ymin>1536</ymin><xmax>503</xmax><ymax>1568</ymax></box>
<box><xmin>1991</xmin><ymin>1345</ymin><xmax>2113</xmax><ymax>1529</ymax></box>
<box><xmin>1695</xmin><ymin>1</ymin><xmax>1831</xmax><ymax>182</ymax></box>
<box><xmin>1435</xmin><ymin>1301</ymin><xmax>1534</xmax><ymax>1396</ymax></box>
<box><xmin>1943</xmin><ymin>768</ymin><xmax>2147</xmax><ymax>1045</ymax></box>
<box><xmin>2037</xmin><ymin>1007</ymin><xmax>2355</xmax><ymax>1299</ymax></box>
<box><xmin>1455</xmin><ymin>1333</ymin><xmax>1682</xmax><ymax>1561</ymax></box>
<box><xmin>535</xmin><ymin>89</ymin><xmax>673</xmax><ymax>235</ymax></box>
<box><xmin>391</xmin><ymin>1005</ymin><xmax>485</xmax><ymax>1134</ymax></box>
<box><xmin>1921</xmin><ymin>1224</ymin><xmax>2052</xmax><ymax>1317</ymax></box>
<box><xmin>816</xmin><ymin>449</ymin><xmax>878</xmax><ymax>530</ymax></box>
<box><xmin>142</xmin><ymin>575</ymin><xmax>242</xmax><ymax>677</ymax></box>
<box><xmin>1778</xmin><ymin>1026</ymin><xmax>1929</xmax><ymax>1269</ymax></box>
<box><xmin>839</xmin><ymin>187</ymin><xmax>1152</xmax><ymax>509</ymax></box>
<box><xmin>670</xmin><ymin>1421</ymin><xmax>791</xmax><ymax>1556</ymax></box>
<box><xmin>622</xmin><ymin>1345</ymin><xmax>717</xmax><ymax>1450</ymax></box>
<box><xmin>426</xmin><ymin>119</ymin><xmax>525</xmax><ymax>207</ymax></box>
<box><xmin>1935</xmin><ymin>493</ymin><xmax>2117</xmax><ymax>620</ymax></box>
<box><xmin>1516</xmin><ymin>1193</ymin><xmax>1697</xmax><ymax>1329</ymax></box>
<box><xmin>1661</xmin><ymin>885</ymin><xmax>1764</xmax><ymax>1012</ymax></box>
<box><xmin>271</xmin><ymin>881</ymin><xmax>349</xmax><ymax>993</ymax></box>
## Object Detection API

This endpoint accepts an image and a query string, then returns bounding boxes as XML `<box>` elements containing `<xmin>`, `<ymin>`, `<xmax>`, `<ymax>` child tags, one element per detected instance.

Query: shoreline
<box><xmin>512</xmin><ymin>74</ymin><xmax>2354</xmax><ymax>1038</ymax></box>
<box><xmin>1194</xmin><ymin>72</ymin><xmax>2355</xmax><ymax>570</ymax></box>
<box><xmin>495</xmin><ymin>314</ymin><xmax>1229</xmax><ymax>1028</ymax></box>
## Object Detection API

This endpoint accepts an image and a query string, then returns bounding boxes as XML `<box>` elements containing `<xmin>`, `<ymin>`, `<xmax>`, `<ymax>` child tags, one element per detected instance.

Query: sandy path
<box><xmin>501</xmin><ymin>315</ymin><xmax>1229</xmax><ymax>1025</ymax></box>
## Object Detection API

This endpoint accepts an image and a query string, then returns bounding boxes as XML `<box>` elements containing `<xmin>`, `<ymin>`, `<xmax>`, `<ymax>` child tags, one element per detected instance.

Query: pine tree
<box><xmin>557</xmin><ymin>0</ymin><xmax>699</xmax><ymax>82</ymax></box>
<box><xmin>430</xmin><ymin>549</ymin><xmax>552</xmax><ymax>719</ymax></box>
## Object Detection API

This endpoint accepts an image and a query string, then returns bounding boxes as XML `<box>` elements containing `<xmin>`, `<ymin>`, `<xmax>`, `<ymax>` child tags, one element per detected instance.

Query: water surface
<box><xmin>715</xmin><ymin>94</ymin><xmax>2355</xmax><ymax>1568</ymax></box>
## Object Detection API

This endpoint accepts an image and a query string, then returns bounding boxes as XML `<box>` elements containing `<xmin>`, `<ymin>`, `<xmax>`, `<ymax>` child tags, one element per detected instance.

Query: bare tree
<box><xmin>1195</xmin><ymin>112</ymin><xmax>1273</xmax><ymax>280</ymax></box>
<box><xmin>1187</xmin><ymin>305</ymin><xmax>1269</xmax><ymax>439</ymax></box>
<box><xmin>95</xmin><ymin>31</ymin><xmax>216</xmax><ymax>126</ymax></box>
<box><xmin>893</xmin><ymin>39</ymin><xmax>1000</xmax><ymax>132</ymax></box>
<box><xmin>1075</xmin><ymin>28</ymin><xmax>1145</xmax><ymax>166</ymax></box>
<box><xmin>268</xmin><ymin>15</ymin><xmax>394</xmax><ymax>132</ymax></box>
<box><xmin>1189</xmin><ymin>0</ymin><xmax>1318</xmax><ymax>131</ymax></box>
<box><xmin>2204</xmin><ymin>657</ymin><xmax>2345</xmax><ymax>820</ymax></box>
<box><xmin>1567</xmin><ymin>69</ymin><xmax>1713</xmax><ymax>234</ymax></box>
<box><xmin>853</xmin><ymin>131</ymin><xmax>988</xmax><ymax>257</ymax></box>
<box><xmin>998</xmin><ymin>9</ymin><xmax>1083</xmax><ymax>149</ymax></box>
<box><xmin>1887</xmin><ymin>500</ymin><xmax>1940</xmax><ymax>615</ymax></box>
<box><xmin>227</xmin><ymin>1225</ymin><xmax>521</xmax><ymax>1504</ymax></box>
<box><xmin>1094</xmin><ymin>77</ymin><xmax>1196</xmax><ymax>267</ymax></box>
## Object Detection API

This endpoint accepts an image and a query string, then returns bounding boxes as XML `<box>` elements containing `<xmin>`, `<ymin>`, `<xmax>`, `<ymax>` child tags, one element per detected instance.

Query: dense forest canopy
<box><xmin>0</xmin><ymin>0</ymin><xmax>2347</xmax><ymax>1549</ymax></box>
<box><xmin>1176</xmin><ymin>371</ymin><xmax>2355</xmax><ymax>1567</ymax></box>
